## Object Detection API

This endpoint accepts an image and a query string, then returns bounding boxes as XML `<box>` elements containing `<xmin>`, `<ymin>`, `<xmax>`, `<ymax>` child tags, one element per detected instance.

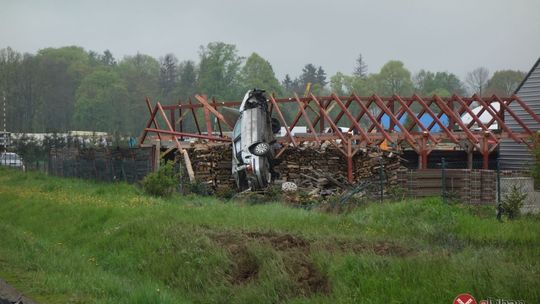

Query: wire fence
<box><xmin>47</xmin><ymin>147</ymin><xmax>154</xmax><ymax>183</ymax></box>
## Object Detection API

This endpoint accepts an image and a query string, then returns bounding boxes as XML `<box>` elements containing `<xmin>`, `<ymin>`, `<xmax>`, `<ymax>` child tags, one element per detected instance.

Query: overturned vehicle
<box><xmin>230</xmin><ymin>89</ymin><xmax>280</xmax><ymax>191</ymax></box>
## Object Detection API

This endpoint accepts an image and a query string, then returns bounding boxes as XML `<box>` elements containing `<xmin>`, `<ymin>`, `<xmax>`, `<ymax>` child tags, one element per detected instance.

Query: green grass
<box><xmin>0</xmin><ymin>168</ymin><xmax>539</xmax><ymax>303</ymax></box>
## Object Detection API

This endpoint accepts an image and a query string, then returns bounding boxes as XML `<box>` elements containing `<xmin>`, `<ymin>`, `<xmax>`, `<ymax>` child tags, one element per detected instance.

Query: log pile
<box><xmin>181</xmin><ymin>143</ymin><xmax>236</xmax><ymax>190</ymax></box>
<box><xmin>274</xmin><ymin>146</ymin><xmax>348</xmax><ymax>192</ymax></box>
<box><xmin>352</xmin><ymin>149</ymin><xmax>401</xmax><ymax>185</ymax></box>
<box><xmin>181</xmin><ymin>143</ymin><xmax>402</xmax><ymax>195</ymax></box>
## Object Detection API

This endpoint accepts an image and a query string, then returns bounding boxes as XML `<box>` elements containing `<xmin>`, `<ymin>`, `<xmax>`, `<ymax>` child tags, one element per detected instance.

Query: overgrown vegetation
<box><xmin>141</xmin><ymin>162</ymin><xmax>178</xmax><ymax>197</ymax></box>
<box><xmin>0</xmin><ymin>168</ymin><xmax>539</xmax><ymax>303</ymax></box>
<box><xmin>531</xmin><ymin>133</ymin><xmax>540</xmax><ymax>189</ymax></box>
<box><xmin>501</xmin><ymin>185</ymin><xmax>527</xmax><ymax>219</ymax></box>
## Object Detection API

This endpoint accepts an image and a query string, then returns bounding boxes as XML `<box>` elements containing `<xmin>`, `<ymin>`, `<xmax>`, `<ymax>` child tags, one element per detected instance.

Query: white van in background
<box><xmin>0</xmin><ymin>152</ymin><xmax>26</xmax><ymax>171</ymax></box>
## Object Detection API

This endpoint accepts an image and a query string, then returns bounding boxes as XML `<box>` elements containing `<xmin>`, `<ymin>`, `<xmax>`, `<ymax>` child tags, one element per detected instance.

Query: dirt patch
<box><xmin>210</xmin><ymin>230</ymin><xmax>330</xmax><ymax>295</ymax></box>
<box><xmin>245</xmin><ymin>231</ymin><xmax>310</xmax><ymax>251</ymax></box>
<box><xmin>284</xmin><ymin>253</ymin><xmax>330</xmax><ymax>295</ymax></box>
<box><xmin>317</xmin><ymin>238</ymin><xmax>413</xmax><ymax>257</ymax></box>
<box><xmin>225</xmin><ymin>244</ymin><xmax>259</xmax><ymax>285</ymax></box>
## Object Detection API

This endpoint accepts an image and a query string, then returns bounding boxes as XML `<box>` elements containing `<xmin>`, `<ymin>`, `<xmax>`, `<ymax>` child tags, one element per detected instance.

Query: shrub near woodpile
<box><xmin>141</xmin><ymin>162</ymin><xmax>178</xmax><ymax>197</ymax></box>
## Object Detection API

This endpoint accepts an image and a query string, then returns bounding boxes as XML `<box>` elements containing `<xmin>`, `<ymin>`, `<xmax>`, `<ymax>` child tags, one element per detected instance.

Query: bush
<box><xmin>531</xmin><ymin>132</ymin><xmax>540</xmax><ymax>189</ymax></box>
<box><xmin>141</xmin><ymin>162</ymin><xmax>178</xmax><ymax>197</ymax></box>
<box><xmin>501</xmin><ymin>184</ymin><xmax>527</xmax><ymax>220</ymax></box>
<box><xmin>387</xmin><ymin>185</ymin><xmax>406</xmax><ymax>201</ymax></box>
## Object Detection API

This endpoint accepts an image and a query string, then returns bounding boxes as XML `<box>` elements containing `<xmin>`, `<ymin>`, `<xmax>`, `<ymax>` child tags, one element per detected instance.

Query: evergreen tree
<box><xmin>159</xmin><ymin>53</ymin><xmax>179</xmax><ymax>101</ymax></box>
<box><xmin>353</xmin><ymin>53</ymin><xmax>368</xmax><ymax>78</ymax></box>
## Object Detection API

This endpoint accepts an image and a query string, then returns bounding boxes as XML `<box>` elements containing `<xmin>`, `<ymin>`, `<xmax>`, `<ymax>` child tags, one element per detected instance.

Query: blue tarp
<box><xmin>379</xmin><ymin>113</ymin><xmax>449</xmax><ymax>132</ymax></box>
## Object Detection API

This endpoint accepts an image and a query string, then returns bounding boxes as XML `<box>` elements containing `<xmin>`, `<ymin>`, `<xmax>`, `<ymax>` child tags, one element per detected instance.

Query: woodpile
<box><xmin>179</xmin><ymin>143</ymin><xmax>236</xmax><ymax>191</ymax></box>
<box><xmin>352</xmin><ymin>149</ymin><xmax>401</xmax><ymax>185</ymax></box>
<box><xmin>180</xmin><ymin>143</ymin><xmax>402</xmax><ymax>195</ymax></box>
<box><xmin>274</xmin><ymin>146</ymin><xmax>348</xmax><ymax>193</ymax></box>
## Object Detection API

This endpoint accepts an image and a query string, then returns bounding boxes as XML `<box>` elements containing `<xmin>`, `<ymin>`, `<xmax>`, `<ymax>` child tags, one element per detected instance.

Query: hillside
<box><xmin>0</xmin><ymin>168</ymin><xmax>539</xmax><ymax>303</ymax></box>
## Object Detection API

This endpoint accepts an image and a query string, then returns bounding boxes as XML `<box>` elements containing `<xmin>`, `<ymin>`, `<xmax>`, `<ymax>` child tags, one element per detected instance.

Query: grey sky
<box><xmin>1</xmin><ymin>0</ymin><xmax>539</xmax><ymax>81</ymax></box>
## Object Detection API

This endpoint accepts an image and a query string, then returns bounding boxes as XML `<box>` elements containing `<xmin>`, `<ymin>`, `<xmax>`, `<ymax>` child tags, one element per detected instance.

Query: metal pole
<box><xmin>379</xmin><ymin>157</ymin><xmax>384</xmax><ymax>203</ymax></box>
<box><xmin>2</xmin><ymin>92</ymin><xmax>6</xmax><ymax>133</ymax></box>
<box><xmin>497</xmin><ymin>158</ymin><xmax>501</xmax><ymax>204</ymax></box>
<box><xmin>442</xmin><ymin>157</ymin><xmax>447</xmax><ymax>203</ymax></box>
<box><xmin>1</xmin><ymin>92</ymin><xmax>5</xmax><ymax>153</ymax></box>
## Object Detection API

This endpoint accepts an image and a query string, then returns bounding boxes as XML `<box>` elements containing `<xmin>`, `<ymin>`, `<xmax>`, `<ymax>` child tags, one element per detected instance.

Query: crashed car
<box><xmin>230</xmin><ymin>89</ymin><xmax>280</xmax><ymax>191</ymax></box>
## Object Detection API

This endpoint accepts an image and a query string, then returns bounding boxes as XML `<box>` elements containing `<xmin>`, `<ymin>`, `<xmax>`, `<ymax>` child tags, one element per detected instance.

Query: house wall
<box><xmin>499</xmin><ymin>59</ymin><xmax>540</xmax><ymax>170</ymax></box>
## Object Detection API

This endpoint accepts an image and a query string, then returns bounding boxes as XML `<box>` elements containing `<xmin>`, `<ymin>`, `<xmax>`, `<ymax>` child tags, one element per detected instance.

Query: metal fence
<box><xmin>48</xmin><ymin>147</ymin><xmax>154</xmax><ymax>183</ymax></box>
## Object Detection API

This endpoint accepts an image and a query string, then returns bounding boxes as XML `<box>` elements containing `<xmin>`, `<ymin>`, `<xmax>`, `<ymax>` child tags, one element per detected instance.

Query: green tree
<box><xmin>298</xmin><ymin>64</ymin><xmax>328</xmax><ymax>95</ymax></box>
<box><xmin>298</xmin><ymin>63</ymin><xmax>317</xmax><ymax>92</ymax></box>
<box><xmin>414</xmin><ymin>70</ymin><xmax>465</xmax><ymax>96</ymax></box>
<box><xmin>486</xmin><ymin>70</ymin><xmax>525</xmax><ymax>96</ymax></box>
<box><xmin>100</xmin><ymin>50</ymin><xmax>116</xmax><ymax>67</ymax></box>
<box><xmin>0</xmin><ymin>48</ymin><xmax>28</xmax><ymax>132</ymax></box>
<box><xmin>197</xmin><ymin>42</ymin><xmax>243</xmax><ymax>100</ymax></box>
<box><xmin>330</xmin><ymin>72</ymin><xmax>348</xmax><ymax>95</ymax></box>
<box><xmin>346</xmin><ymin>74</ymin><xmax>377</xmax><ymax>96</ymax></box>
<box><xmin>282</xmin><ymin>74</ymin><xmax>298</xmax><ymax>96</ymax></box>
<box><xmin>74</xmin><ymin>70</ymin><xmax>129</xmax><ymax>133</ymax></box>
<box><xmin>117</xmin><ymin>53</ymin><xmax>160</xmax><ymax>134</ymax></box>
<box><xmin>175</xmin><ymin>60</ymin><xmax>198</xmax><ymax>100</ymax></box>
<box><xmin>316</xmin><ymin>66</ymin><xmax>327</xmax><ymax>87</ymax></box>
<box><xmin>239</xmin><ymin>53</ymin><xmax>282</xmax><ymax>95</ymax></box>
<box><xmin>33</xmin><ymin>46</ymin><xmax>92</xmax><ymax>132</ymax></box>
<box><xmin>375</xmin><ymin>60</ymin><xmax>413</xmax><ymax>96</ymax></box>
<box><xmin>159</xmin><ymin>53</ymin><xmax>179</xmax><ymax>101</ymax></box>
<box><xmin>329</xmin><ymin>72</ymin><xmax>377</xmax><ymax>96</ymax></box>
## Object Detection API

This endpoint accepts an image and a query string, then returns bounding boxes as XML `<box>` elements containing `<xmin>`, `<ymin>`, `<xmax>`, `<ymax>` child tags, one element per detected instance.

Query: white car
<box><xmin>0</xmin><ymin>152</ymin><xmax>26</xmax><ymax>171</ymax></box>
<box><xmin>231</xmin><ymin>89</ymin><xmax>280</xmax><ymax>190</ymax></box>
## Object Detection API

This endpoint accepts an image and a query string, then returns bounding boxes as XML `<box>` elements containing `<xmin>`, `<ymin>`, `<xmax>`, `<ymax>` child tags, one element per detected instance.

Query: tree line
<box><xmin>0</xmin><ymin>42</ymin><xmax>525</xmax><ymax>136</ymax></box>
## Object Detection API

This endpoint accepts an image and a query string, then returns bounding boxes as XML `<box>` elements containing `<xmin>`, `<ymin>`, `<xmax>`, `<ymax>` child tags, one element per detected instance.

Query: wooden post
<box><xmin>467</xmin><ymin>147</ymin><xmax>473</xmax><ymax>169</ymax></box>
<box><xmin>346</xmin><ymin>135</ymin><xmax>353</xmax><ymax>182</ymax></box>
<box><xmin>154</xmin><ymin>139</ymin><xmax>161</xmax><ymax>172</ymax></box>
<box><xmin>419</xmin><ymin>131</ymin><xmax>429</xmax><ymax>169</ymax></box>
<box><xmin>482</xmin><ymin>131</ymin><xmax>490</xmax><ymax>169</ymax></box>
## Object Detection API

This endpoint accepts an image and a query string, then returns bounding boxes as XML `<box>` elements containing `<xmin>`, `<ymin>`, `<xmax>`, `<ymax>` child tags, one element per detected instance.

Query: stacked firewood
<box><xmin>274</xmin><ymin>146</ymin><xmax>348</xmax><ymax>191</ymax></box>
<box><xmin>181</xmin><ymin>143</ymin><xmax>402</xmax><ymax>194</ymax></box>
<box><xmin>186</xmin><ymin>143</ymin><xmax>236</xmax><ymax>190</ymax></box>
<box><xmin>352</xmin><ymin>149</ymin><xmax>401</xmax><ymax>186</ymax></box>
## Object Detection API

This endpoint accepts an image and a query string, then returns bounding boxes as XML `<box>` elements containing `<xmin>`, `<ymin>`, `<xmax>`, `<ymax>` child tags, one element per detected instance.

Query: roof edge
<box><xmin>514</xmin><ymin>57</ymin><xmax>540</xmax><ymax>94</ymax></box>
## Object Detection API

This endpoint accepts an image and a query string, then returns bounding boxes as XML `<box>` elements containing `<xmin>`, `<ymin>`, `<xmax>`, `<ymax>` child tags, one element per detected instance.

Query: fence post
<box><xmin>442</xmin><ymin>157</ymin><xmax>447</xmax><ymax>203</ymax></box>
<box><xmin>379</xmin><ymin>157</ymin><xmax>384</xmax><ymax>203</ymax></box>
<box><xmin>496</xmin><ymin>158</ymin><xmax>501</xmax><ymax>204</ymax></box>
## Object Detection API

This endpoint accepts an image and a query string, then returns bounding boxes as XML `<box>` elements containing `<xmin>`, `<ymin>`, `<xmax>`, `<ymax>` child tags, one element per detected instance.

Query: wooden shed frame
<box><xmin>139</xmin><ymin>93</ymin><xmax>540</xmax><ymax>182</ymax></box>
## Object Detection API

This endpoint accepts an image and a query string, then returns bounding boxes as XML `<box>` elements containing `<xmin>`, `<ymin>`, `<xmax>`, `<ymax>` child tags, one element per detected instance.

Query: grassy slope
<box><xmin>0</xmin><ymin>168</ymin><xmax>539</xmax><ymax>304</ymax></box>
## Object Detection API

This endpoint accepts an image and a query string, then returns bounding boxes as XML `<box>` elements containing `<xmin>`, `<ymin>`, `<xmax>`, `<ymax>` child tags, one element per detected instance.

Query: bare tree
<box><xmin>353</xmin><ymin>53</ymin><xmax>368</xmax><ymax>78</ymax></box>
<box><xmin>466</xmin><ymin>67</ymin><xmax>489</xmax><ymax>96</ymax></box>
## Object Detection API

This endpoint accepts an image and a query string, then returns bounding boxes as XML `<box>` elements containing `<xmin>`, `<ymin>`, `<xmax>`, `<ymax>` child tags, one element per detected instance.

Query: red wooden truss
<box><xmin>139</xmin><ymin>93</ymin><xmax>540</xmax><ymax>180</ymax></box>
